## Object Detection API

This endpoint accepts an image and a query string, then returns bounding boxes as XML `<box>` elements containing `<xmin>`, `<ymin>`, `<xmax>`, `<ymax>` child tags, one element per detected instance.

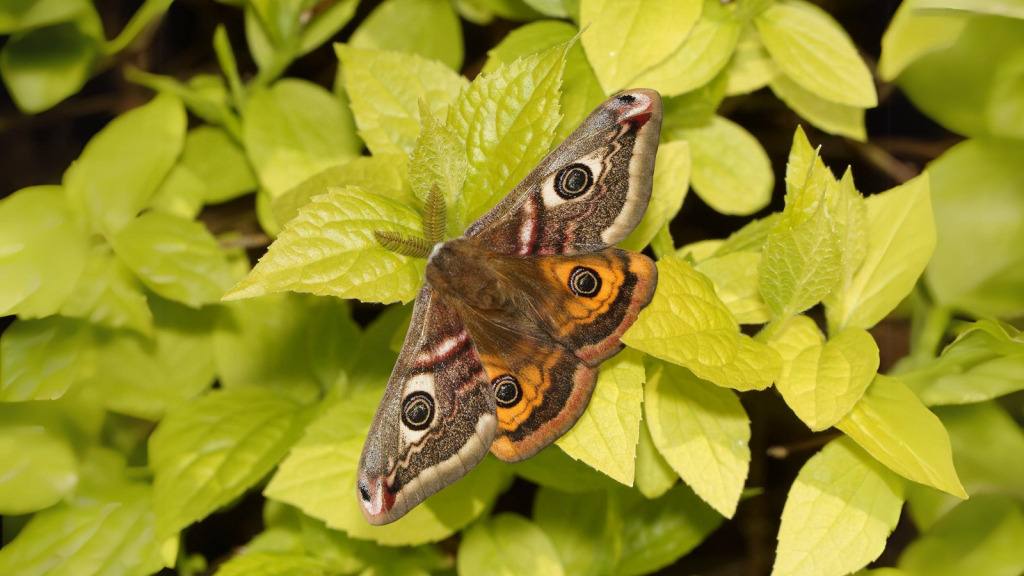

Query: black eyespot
<box><xmin>569</xmin><ymin>266</ymin><xmax>602</xmax><ymax>297</ymax></box>
<box><xmin>554</xmin><ymin>163</ymin><xmax>593</xmax><ymax>200</ymax></box>
<box><xmin>358</xmin><ymin>480</ymin><xmax>371</xmax><ymax>502</ymax></box>
<box><xmin>492</xmin><ymin>375</ymin><xmax>521</xmax><ymax>409</ymax></box>
<box><xmin>618</xmin><ymin>94</ymin><xmax>637</xmax><ymax>104</ymax></box>
<box><xmin>401</xmin><ymin>392</ymin><xmax>434</xmax><ymax>430</ymax></box>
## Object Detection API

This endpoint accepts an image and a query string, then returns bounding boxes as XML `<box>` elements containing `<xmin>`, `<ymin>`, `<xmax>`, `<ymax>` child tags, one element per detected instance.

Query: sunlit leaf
<box><xmin>351</xmin><ymin>0</ymin><xmax>463</xmax><ymax>71</ymax></box>
<box><xmin>457</xmin><ymin>514</ymin><xmax>565</xmax><ymax>576</ymax></box>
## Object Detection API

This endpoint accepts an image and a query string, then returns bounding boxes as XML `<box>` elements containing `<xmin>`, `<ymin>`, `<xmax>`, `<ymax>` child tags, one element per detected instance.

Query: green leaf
<box><xmin>916</xmin><ymin>0</ymin><xmax>1024</xmax><ymax>18</ymax></box>
<box><xmin>672</xmin><ymin>115</ymin><xmax>774</xmax><ymax>216</ymax></box>
<box><xmin>898</xmin><ymin>495</ymin><xmax>1024</xmax><ymax>576</ymax></box>
<box><xmin>829</xmin><ymin>174</ymin><xmax>935</xmax><ymax>331</ymax></box>
<box><xmin>336</xmin><ymin>44</ymin><xmax>468</xmax><ymax>156</ymax></box>
<box><xmin>481</xmin><ymin>20</ymin><xmax>606</xmax><ymax>143</ymax></box>
<box><xmin>755</xmin><ymin>0</ymin><xmax>877</xmax><ymax>107</ymax></box>
<box><xmin>580</xmin><ymin>0</ymin><xmax>702</xmax><ymax>93</ymax></box>
<box><xmin>511</xmin><ymin>445</ymin><xmax>620</xmax><ymax>494</ymax></box>
<box><xmin>103</xmin><ymin>0</ymin><xmax>173</xmax><ymax>56</ymax></box>
<box><xmin>215</xmin><ymin>293</ymin><xmax>356</xmax><ymax>403</ymax></box>
<box><xmin>151</xmin><ymin>388</ymin><xmax>313</xmax><ymax>539</ymax></box>
<box><xmin>533</xmin><ymin>488</ymin><xmax>621</xmax><ymax>576</ymax></box>
<box><xmin>409</xmin><ymin>101</ymin><xmax>467</xmax><ymax>232</ymax></box>
<box><xmin>623</xmin><ymin>256</ymin><xmax>738</xmax><ymax>366</ymax></box>
<box><xmin>1</xmin><ymin>16</ymin><xmax>101</xmax><ymax>113</ymax></box>
<box><xmin>0</xmin><ymin>403</ymin><xmax>78</xmax><ymax>514</ymax></box>
<box><xmin>0</xmin><ymin>186</ymin><xmax>89</xmax><ymax>318</ymax></box>
<box><xmin>660</xmin><ymin>71</ymin><xmax>728</xmax><ymax>132</ymax></box>
<box><xmin>273</xmin><ymin>154</ymin><xmax>414</xmax><ymax>227</ymax></box>
<box><xmin>695</xmin><ymin>251</ymin><xmax>771</xmax><ymax>324</ymax></box>
<box><xmin>215</xmin><ymin>553</ymin><xmax>326</xmax><ymax>576</ymax></box>
<box><xmin>615</xmin><ymin>482</ymin><xmax>723</xmax><ymax>576</ymax></box>
<box><xmin>822</xmin><ymin>170</ymin><xmax>869</xmax><ymax>335</ymax></box>
<box><xmin>447</xmin><ymin>40</ymin><xmax>569</xmax><ymax>224</ymax></box>
<box><xmin>633</xmin><ymin>2</ymin><xmax>742</xmax><ymax>97</ymax></box>
<box><xmin>619</xmin><ymin>141</ymin><xmax>690</xmax><ymax>252</ymax></box>
<box><xmin>909</xmin><ymin>402</ymin><xmax>1024</xmax><ymax>530</ymax></box>
<box><xmin>0</xmin><ymin>0</ymin><xmax>92</xmax><ymax>34</ymax></box>
<box><xmin>555</xmin><ymin>348</ymin><xmax>645</xmax><ymax>485</ymax></box>
<box><xmin>125</xmin><ymin>68</ymin><xmax>242</xmax><ymax>140</ymax></box>
<box><xmin>154</xmin><ymin>126</ymin><xmax>257</xmax><ymax>212</ymax></box>
<box><xmin>60</xmin><ymin>244</ymin><xmax>152</xmax><ymax>335</ymax></box>
<box><xmin>298</xmin><ymin>0</ymin><xmax>360</xmax><ymax>56</ymax></box>
<box><xmin>351</xmin><ymin>0</ymin><xmax>463</xmax><ymax>71</ymax></box>
<box><xmin>924</xmin><ymin>140</ymin><xmax>1024</xmax><ymax>318</ymax></box>
<box><xmin>897</xmin><ymin>17</ymin><xmax>1024</xmax><ymax>139</ymax></box>
<box><xmin>265</xmin><ymin>388</ymin><xmax>507</xmax><ymax>546</ymax></box>
<box><xmin>643</xmin><ymin>359</ymin><xmax>750</xmax><ymax>518</ymax></box>
<box><xmin>900</xmin><ymin>320</ymin><xmax>1024</xmax><ymax>406</ymax></box>
<box><xmin>0</xmin><ymin>482</ymin><xmax>163</xmax><ymax>576</ymax></box>
<box><xmin>84</xmin><ymin>297</ymin><xmax>216</xmax><ymax>421</ymax></box>
<box><xmin>877</xmin><ymin>0</ymin><xmax>966</xmax><ymax>81</ymax></box>
<box><xmin>64</xmin><ymin>93</ymin><xmax>187</xmax><ymax>236</ymax></box>
<box><xmin>299</xmin><ymin>514</ymin><xmax>449</xmax><ymax>575</ymax></box>
<box><xmin>769</xmin><ymin>317</ymin><xmax>883</xmax><ymax>430</ymax></box>
<box><xmin>244</xmin><ymin>79</ymin><xmax>361</xmax><ymax>198</ymax></box>
<box><xmin>457</xmin><ymin>513</ymin><xmax>565</xmax><ymax>576</ymax></box>
<box><xmin>634</xmin><ymin>416</ymin><xmax>678</xmax><ymax>499</ymax></box>
<box><xmin>759</xmin><ymin>196</ymin><xmax>842</xmax><ymax>321</ymax></box>
<box><xmin>1</xmin><ymin>316</ymin><xmax>94</xmax><ymax>402</ymax></box>
<box><xmin>770</xmin><ymin>74</ymin><xmax>867</xmax><ymax>141</ymax></box>
<box><xmin>713</xmin><ymin>213</ymin><xmax>780</xmax><ymax>257</ymax></box>
<box><xmin>225</xmin><ymin>186</ymin><xmax>427</xmax><ymax>305</ymax></box>
<box><xmin>837</xmin><ymin>374</ymin><xmax>967</xmax><ymax>499</ymax></box>
<box><xmin>725</xmin><ymin>25</ymin><xmax>779</xmax><ymax>96</ymax></box>
<box><xmin>774</xmin><ymin>437</ymin><xmax>904</xmax><ymax>576</ymax></box>
<box><xmin>624</xmin><ymin>256</ymin><xmax>780</xmax><ymax>390</ymax></box>
<box><xmin>111</xmin><ymin>211</ymin><xmax>234</xmax><ymax>308</ymax></box>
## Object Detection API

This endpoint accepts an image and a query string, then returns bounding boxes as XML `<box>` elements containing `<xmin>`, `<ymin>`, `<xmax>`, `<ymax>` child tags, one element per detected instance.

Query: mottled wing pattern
<box><xmin>455</xmin><ymin>303</ymin><xmax>599</xmax><ymax>462</ymax></box>
<box><xmin>492</xmin><ymin>247</ymin><xmax>658</xmax><ymax>365</ymax></box>
<box><xmin>357</xmin><ymin>286</ymin><xmax>497</xmax><ymax>525</ymax></box>
<box><xmin>466</xmin><ymin>89</ymin><xmax>663</xmax><ymax>256</ymax></box>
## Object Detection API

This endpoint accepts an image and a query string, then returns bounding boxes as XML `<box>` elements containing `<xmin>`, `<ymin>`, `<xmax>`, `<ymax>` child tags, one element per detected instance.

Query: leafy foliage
<box><xmin>2</xmin><ymin>1</ymin><xmax>1022</xmax><ymax>575</ymax></box>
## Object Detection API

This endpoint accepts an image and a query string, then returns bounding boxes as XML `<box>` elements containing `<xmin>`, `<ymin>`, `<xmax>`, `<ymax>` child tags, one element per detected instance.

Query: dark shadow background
<box><xmin>0</xmin><ymin>1</ymin><xmax>966</xmax><ymax>574</ymax></box>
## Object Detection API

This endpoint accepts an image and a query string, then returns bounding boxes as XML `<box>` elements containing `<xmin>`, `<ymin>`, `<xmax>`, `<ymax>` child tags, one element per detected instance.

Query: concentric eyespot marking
<box><xmin>492</xmin><ymin>375</ymin><xmax>522</xmax><ymax>408</ymax></box>
<box><xmin>569</xmin><ymin>266</ymin><xmax>602</xmax><ymax>297</ymax></box>
<box><xmin>554</xmin><ymin>163</ymin><xmax>594</xmax><ymax>200</ymax></box>
<box><xmin>401</xmin><ymin>392</ymin><xmax>434</xmax><ymax>430</ymax></box>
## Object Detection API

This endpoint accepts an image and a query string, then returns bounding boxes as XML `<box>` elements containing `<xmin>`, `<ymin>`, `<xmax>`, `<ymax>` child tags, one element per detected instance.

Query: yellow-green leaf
<box><xmin>0</xmin><ymin>317</ymin><xmax>94</xmax><ymax>402</ymax></box>
<box><xmin>225</xmin><ymin>187</ymin><xmax>427</xmax><ymax>305</ymax></box>
<box><xmin>151</xmin><ymin>388</ymin><xmax>313</xmax><ymax>539</ymax></box>
<box><xmin>725</xmin><ymin>25</ymin><xmax>779</xmax><ymax>96</ymax></box>
<box><xmin>644</xmin><ymin>359</ymin><xmax>750</xmax><ymax>518</ymax></box>
<box><xmin>580</xmin><ymin>0</ymin><xmax>702</xmax><ymax>93</ymax></box>
<box><xmin>111</xmin><ymin>211</ymin><xmax>234</xmax><ymax>309</ymax></box>
<box><xmin>243</xmin><ymin>79</ymin><xmax>361</xmax><ymax>197</ymax></box>
<box><xmin>0</xmin><ymin>186</ymin><xmax>89</xmax><ymax>318</ymax></box>
<box><xmin>633</xmin><ymin>2</ymin><xmax>742</xmax><ymax>97</ymax></box>
<box><xmin>336</xmin><ymin>44</ymin><xmax>468</xmax><ymax>156</ymax></box>
<box><xmin>59</xmin><ymin>244</ymin><xmax>152</xmax><ymax>335</ymax></box>
<box><xmin>769</xmin><ymin>74</ymin><xmax>867</xmax><ymax>141</ymax></box>
<box><xmin>695</xmin><ymin>251</ymin><xmax>771</xmax><ymax>324</ymax></box>
<box><xmin>64</xmin><ymin>92</ymin><xmax>186</xmax><ymax>236</ymax></box>
<box><xmin>447</xmin><ymin>40</ymin><xmax>569</xmax><ymax>224</ymax></box>
<box><xmin>457</xmin><ymin>514</ymin><xmax>565</xmax><ymax>576</ymax></box>
<box><xmin>773</xmin><ymin>437</ymin><xmax>904</xmax><ymax>576</ymax></box>
<box><xmin>673</xmin><ymin>115</ymin><xmax>774</xmax><ymax>216</ymax></box>
<box><xmin>877</xmin><ymin>0</ymin><xmax>966</xmax><ymax>82</ymax></box>
<box><xmin>409</xmin><ymin>101</ymin><xmax>467</xmax><ymax>233</ymax></box>
<box><xmin>837</xmin><ymin>374</ymin><xmax>967</xmax><ymax>499</ymax></box>
<box><xmin>634</xmin><ymin>416</ymin><xmax>677</xmax><ymax>499</ymax></box>
<box><xmin>755</xmin><ymin>0</ymin><xmax>877</xmax><ymax>107</ymax></box>
<box><xmin>556</xmin><ymin>348</ymin><xmax>645</xmax><ymax>485</ymax></box>
<box><xmin>350</xmin><ymin>0</ymin><xmax>463</xmax><ymax>71</ymax></box>
<box><xmin>828</xmin><ymin>174</ymin><xmax>935</xmax><ymax>332</ymax></box>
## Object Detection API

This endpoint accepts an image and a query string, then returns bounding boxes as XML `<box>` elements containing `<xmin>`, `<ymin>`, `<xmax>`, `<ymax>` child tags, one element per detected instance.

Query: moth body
<box><xmin>359</xmin><ymin>89</ymin><xmax>664</xmax><ymax>525</ymax></box>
